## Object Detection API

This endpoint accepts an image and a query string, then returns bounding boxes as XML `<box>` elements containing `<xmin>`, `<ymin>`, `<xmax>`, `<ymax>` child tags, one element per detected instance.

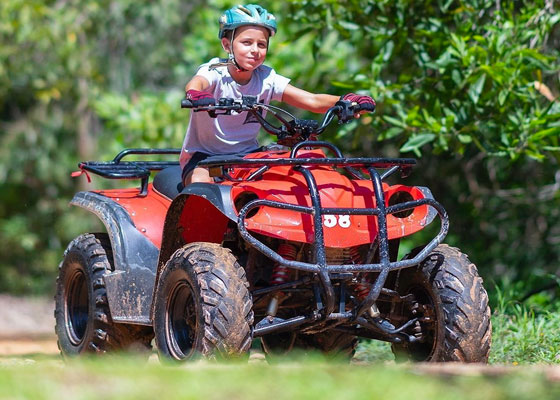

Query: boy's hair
<box><xmin>221</xmin><ymin>30</ymin><xmax>235</xmax><ymax>42</ymax></box>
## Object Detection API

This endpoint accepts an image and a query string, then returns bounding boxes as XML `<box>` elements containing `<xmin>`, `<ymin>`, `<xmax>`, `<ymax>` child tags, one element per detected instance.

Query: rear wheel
<box><xmin>54</xmin><ymin>233</ymin><xmax>153</xmax><ymax>357</ymax></box>
<box><xmin>391</xmin><ymin>244</ymin><xmax>491</xmax><ymax>362</ymax></box>
<box><xmin>154</xmin><ymin>242</ymin><xmax>254</xmax><ymax>361</ymax></box>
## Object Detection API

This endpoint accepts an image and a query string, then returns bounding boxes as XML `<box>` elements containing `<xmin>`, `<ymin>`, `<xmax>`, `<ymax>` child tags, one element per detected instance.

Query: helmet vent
<box><xmin>237</xmin><ymin>6</ymin><xmax>252</xmax><ymax>17</ymax></box>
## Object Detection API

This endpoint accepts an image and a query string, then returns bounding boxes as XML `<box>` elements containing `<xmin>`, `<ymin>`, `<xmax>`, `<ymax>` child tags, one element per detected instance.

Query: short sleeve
<box><xmin>271</xmin><ymin>73</ymin><xmax>291</xmax><ymax>102</ymax></box>
<box><xmin>194</xmin><ymin>58</ymin><xmax>221</xmax><ymax>90</ymax></box>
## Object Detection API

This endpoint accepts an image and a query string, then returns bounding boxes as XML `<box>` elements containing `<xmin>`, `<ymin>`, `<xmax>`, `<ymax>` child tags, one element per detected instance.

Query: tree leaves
<box><xmin>281</xmin><ymin>0</ymin><xmax>560</xmax><ymax>289</ymax></box>
<box><xmin>400</xmin><ymin>133</ymin><xmax>436</xmax><ymax>156</ymax></box>
<box><xmin>0</xmin><ymin>0</ymin><xmax>559</xmax><ymax>294</ymax></box>
<box><xmin>283</xmin><ymin>0</ymin><xmax>560</xmax><ymax>160</ymax></box>
<box><xmin>468</xmin><ymin>74</ymin><xmax>486</xmax><ymax>105</ymax></box>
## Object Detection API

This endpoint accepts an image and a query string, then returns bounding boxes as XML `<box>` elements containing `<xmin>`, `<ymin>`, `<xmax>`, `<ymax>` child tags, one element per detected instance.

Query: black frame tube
<box><xmin>199</xmin><ymin>155</ymin><xmax>417</xmax><ymax>171</ymax></box>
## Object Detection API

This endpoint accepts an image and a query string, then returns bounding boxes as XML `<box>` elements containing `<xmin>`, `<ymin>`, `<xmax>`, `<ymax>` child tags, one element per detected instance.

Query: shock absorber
<box><xmin>348</xmin><ymin>246</ymin><xmax>380</xmax><ymax>317</ymax></box>
<box><xmin>267</xmin><ymin>243</ymin><xmax>297</xmax><ymax>318</ymax></box>
<box><xmin>271</xmin><ymin>243</ymin><xmax>297</xmax><ymax>285</ymax></box>
<box><xmin>347</xmin><ymin>247</ymin><xmax>368</xmax><ymax>299</ymax></box>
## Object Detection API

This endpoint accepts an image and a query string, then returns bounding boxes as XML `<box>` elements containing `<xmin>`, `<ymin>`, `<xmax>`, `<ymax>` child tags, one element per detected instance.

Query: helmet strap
<box><xmin>228</xmin><ymin>29</ymin><xmax>248</xmax><ymax>73</ymax></box>
<box><xmin>228</xmin><ymin>52</ymin><xmax>247</xmax><ymax>73</ymax></box>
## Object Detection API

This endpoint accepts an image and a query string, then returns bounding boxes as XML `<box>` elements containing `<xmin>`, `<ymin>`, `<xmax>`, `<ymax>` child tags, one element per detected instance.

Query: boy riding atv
<box><xmin>54</xmin><ymin>5</ymin><xmax>491</xmax><ymax>363</ymax></box>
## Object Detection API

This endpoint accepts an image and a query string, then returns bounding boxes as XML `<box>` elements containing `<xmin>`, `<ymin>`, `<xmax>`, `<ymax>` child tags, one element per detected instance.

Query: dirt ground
<box><xmin>0</xmin><ymin>294</ymin><xmax>59</xmax><ymax>357</ymax></box>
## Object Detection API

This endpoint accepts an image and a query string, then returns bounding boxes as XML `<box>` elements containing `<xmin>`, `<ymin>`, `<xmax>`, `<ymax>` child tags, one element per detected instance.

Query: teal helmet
<box><xmin>218</xmin><ymin>4</ymin><xmax>277</xmax><ymax>39</ymax></box>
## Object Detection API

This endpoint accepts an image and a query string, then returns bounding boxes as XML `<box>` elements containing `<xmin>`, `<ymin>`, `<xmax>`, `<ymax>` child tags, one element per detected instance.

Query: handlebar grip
<box><xmin>181</xmin><ymin>99</ymin><xmax>194</xmax><ymax>108</ymax></box>
<box><xmin>356</xmin><ymin>102</ymin><xmax>375</xmax><ymax>113</ymax></box>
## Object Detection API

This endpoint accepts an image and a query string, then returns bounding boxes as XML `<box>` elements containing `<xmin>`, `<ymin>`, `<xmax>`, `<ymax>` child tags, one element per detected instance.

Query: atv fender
<box><xmin>158</xmin><ymin>183</ymin><xmax>236</xmax><ymax>267</ymax></box>
<box><xmin>153</xmin><ymin>183</ymin><xmax>236</xmax><ymax>317</ymax></box>
<box><xmin>70</xmin><ymin>191</ymin><xmax>158</xmax><ymax>325</ymax></box>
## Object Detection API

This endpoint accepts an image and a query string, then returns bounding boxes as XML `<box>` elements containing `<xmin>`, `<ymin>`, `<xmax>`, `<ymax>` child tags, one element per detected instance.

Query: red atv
<box><xmin>55</xmin><ymin>96</ymin><xmax>491</xmax><ymax>362</ymax></box>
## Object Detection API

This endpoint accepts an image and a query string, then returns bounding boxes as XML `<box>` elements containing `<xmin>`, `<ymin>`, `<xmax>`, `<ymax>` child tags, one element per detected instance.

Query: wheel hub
<box><xmin>166</xmin><ymin>280</ymin><xmax>197</xmax><ymax>359</ymax></box>
<box><xmin>65</xmin><ymin>267</ymin><xmax>88</xmax><ymax>346</ymax></box>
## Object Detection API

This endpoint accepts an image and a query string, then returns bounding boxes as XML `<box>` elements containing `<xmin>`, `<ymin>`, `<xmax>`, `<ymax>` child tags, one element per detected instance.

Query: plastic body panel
<box><xmin>225</xmin><ymin>149</ymin><xmax>433</xmax><ymax>248</ymax></box>
<box><xmin>70</xmin><ymin>190</ymin><xmax>168</xmax><ymax>325</ymax></box>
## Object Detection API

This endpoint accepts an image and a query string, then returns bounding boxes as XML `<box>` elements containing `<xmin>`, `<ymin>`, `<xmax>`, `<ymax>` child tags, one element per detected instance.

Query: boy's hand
<box><xmin>186</xmin><ymin>89</ymin><xmax>216</xmax><ymax>106</ymax></box>
<box><xmin>341</xmin><ymin>93</ymin><xmax>376</xmax><ymax>113</ymax></box>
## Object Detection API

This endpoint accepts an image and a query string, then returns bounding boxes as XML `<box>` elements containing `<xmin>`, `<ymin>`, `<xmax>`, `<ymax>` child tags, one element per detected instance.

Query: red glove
<box><xmin>342</xmin><ymin>93</ymin><xmax>376</xmax><ymax>112</ymax></box>
<box><xmin>186</xmin><ymin>89</ymin><xmax>215</xmax><ymax>106</ymax></box>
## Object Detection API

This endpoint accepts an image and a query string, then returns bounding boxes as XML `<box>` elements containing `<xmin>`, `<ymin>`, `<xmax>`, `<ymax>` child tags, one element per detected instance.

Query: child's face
<box><xmin>224</xmin><ymin>25</ymin><xmax>269</xmax><ymax>71</ymax></box>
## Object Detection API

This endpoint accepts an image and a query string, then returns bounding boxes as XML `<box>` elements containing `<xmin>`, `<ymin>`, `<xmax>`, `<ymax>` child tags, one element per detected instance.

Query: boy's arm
<box><xmin>185</xmin><ymin>76</ymin><xmax>211</xmax><ymax>92</ymax></box>
<box><xmin>185</xmin><ymin>76</ymin><xmax>214</xmax><ymax>106</ymax></box>
<box><xmin>281</xmin><ymin>84</ymin><xmax>339</xmax><ymax>113</ymax></box>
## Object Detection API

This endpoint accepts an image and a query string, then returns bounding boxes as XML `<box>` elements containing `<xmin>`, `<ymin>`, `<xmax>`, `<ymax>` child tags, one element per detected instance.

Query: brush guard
<box><xmin>200</xmin><ymin>141</ymin><xmax>449</xmax><ymax>342</ymax></box>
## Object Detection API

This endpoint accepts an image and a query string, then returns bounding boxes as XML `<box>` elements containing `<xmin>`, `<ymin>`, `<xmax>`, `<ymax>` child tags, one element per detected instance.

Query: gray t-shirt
<box><xmin>180</xmin><ymin>58</ymin><xmax>291</xmax><ymax>168</ymax></box>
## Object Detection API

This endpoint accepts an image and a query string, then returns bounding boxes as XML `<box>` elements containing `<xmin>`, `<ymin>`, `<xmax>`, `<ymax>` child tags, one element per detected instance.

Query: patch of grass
<box><xmin>489</xmin><ymin>283</ymin><xmax>560</xmax><ymax>364</ymax></box>
<box><xmin>3</xmin><ymin>279</ymin><xmax>560</xmax><ymax>399</ymax></box>
<box><xmin>1</xmin><ymin>356</ymin><xmax>560</xmax><ymax>400</ymax></box>
<box><xmin>354</xmin><ymin>338</ymin><xmax>394</xmax><ymax>363</ymax></box>
<box><xmin>490</xmin><ymin>306</ymin><xmax>560</xmax><ymax>364</ymax></box>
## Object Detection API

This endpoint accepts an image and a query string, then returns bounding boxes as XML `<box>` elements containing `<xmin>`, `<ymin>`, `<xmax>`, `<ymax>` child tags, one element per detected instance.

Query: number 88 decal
<box><xmin>323</xmin><ymin>215</ymin><xmax>351</xmax><ymax>228</ymax></box>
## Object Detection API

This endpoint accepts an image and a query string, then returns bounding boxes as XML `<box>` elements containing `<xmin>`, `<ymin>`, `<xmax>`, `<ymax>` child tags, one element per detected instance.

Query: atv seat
<box><xmin>153</xmin><ymin>166</ymin><xmax>183</xmax><ymax>199</ymax></box>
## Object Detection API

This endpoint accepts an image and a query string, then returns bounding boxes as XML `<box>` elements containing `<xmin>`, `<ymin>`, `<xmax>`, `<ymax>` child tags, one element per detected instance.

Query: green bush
<box><xmin>0</xmin><ymin>0</ymin><xmax>558</xmax><ymax>298</ymax></box>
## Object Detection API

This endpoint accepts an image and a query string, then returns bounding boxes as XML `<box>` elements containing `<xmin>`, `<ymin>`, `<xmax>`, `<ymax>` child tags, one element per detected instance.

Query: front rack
<box><xmin>75</xmin><ymin>148</ymin><xmax>180</xmax><ymax>196</ymax></box>
<box><xmin>198</xmin><ymin>141</ymin><xmax>417</xmax><ymax>181</ymax></box>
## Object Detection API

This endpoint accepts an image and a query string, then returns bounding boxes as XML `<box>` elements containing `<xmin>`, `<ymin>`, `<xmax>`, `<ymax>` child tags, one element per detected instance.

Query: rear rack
<box><xmin>76</xmin><ymin>148</ymin><xmax>180</xmax><ymax>196</ymax></box>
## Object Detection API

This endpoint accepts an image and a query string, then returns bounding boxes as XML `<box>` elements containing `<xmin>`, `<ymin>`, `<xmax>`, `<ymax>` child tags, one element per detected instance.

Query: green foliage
<box><xmin>0</xmin><ymin>0</ymin><xmax>559</xmax><ymax>306</ymax></box>
<box><xmin>93</xmin><ymin>91</ymin><xmax>186</xmax><ymax>157</ymax></box>
<box><xmin>0</xmin><ymin>0</ymin><xmax>203</xmax><ymax>293</ymax></box>
<box><xmin>282</xmin><ymin>0</ymin><xmax>560</xmax><ymax>160</ymax></box>
<box><xmin>354</xmin><ymin>339</ymin><xmax>394</xmax><ymax>363</ymax></box>
<box><xmin>279</xmin><ymin>0</ymin><xmax>560</xmax><ymax>288</ymax></box>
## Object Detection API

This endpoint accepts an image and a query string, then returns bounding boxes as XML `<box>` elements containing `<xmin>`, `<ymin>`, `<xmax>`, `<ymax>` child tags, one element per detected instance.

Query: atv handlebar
<box><xmin>181</xmin><ymin>96</ymin><xmax>370</xmax><ymax>143</ymax></box>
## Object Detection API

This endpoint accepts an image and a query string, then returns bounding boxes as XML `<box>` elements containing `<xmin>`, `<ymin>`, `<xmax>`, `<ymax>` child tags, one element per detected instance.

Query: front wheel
<box><xmin>391</xmin><ymin>244</ymin><xmax>491</xmax><ymax>362</ymax></box>
<box><xmin>153</xmin><ymin>242</ymin><xmax>254</xmax><ymax>361</ymax></box>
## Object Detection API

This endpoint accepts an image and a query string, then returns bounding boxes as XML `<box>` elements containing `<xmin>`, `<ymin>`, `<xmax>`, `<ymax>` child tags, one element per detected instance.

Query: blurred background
<box><xmin>0</xmin><ymin>0</ymin><xmax>558</xmax><ymax>315</ymax></box>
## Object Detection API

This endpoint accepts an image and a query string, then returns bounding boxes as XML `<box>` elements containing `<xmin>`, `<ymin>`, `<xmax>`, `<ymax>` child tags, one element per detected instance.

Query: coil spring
<box><xmin>348</xmin><ymin>247</ymin><xmax>372</xmax><ymax>300</ymax></box>
<box><xmin>271</xmin><ymin>243</ymin><xmax>297</xmax><ymax>285</ymax></box>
